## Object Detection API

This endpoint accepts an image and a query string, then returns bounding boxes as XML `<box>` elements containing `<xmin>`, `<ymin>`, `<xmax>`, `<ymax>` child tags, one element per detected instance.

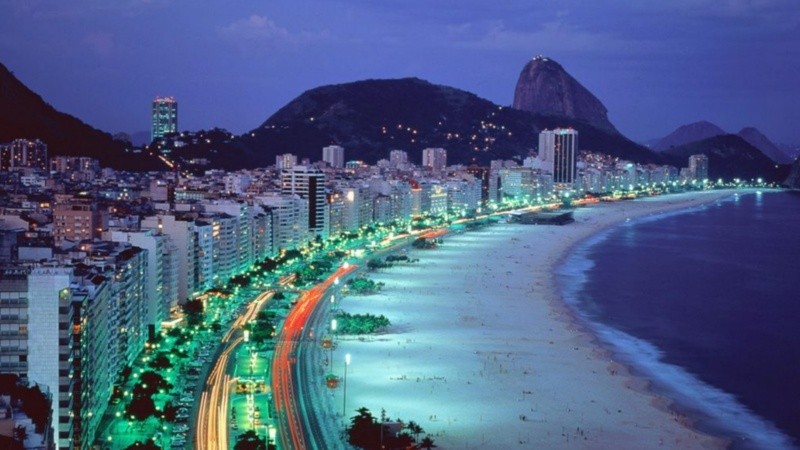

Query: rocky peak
<box><xmin>512</xmin><ymin>56</ymin><xmax>617</xmax><ymax>134</ymax></box>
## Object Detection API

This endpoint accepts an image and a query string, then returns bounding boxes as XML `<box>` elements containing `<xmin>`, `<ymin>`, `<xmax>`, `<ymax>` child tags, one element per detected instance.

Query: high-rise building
<box><xmin>0</xmin><ymin>139</ymin><xmax>48</xmax><ymax>171</ymax></box>
<box><xmin>389</xmin><ymin>149</ymin><xmax>408</xmax><ymax>167</ymax></box>
<box><xmin>105</xmin><ymin>229</ymin><xmax>174</xmax><ymax>337</ymax></box>
<box><xmin>281</xmin><ymin>166</ymin><xmax>328</xmax><ymax>239</ymax></box>
<box><xmin>538</xmin><ymin>128</ymin><xmax>578</xmax><ymax>186</ymax></box>
<box><xmin>422</xmin><ymin>148</ymin><xmax>447</xmax><ymax>171</ymax></box>
<box><xmin>258</xmin><ymin>195</ymin><xmax>309</xmax><ymax>250</ymax></box>
<box><xmin>276</xmin><ymin>153</ymin><xmax>297</xmax><ymax>170</ymax></box>
<box><xmin>141</xmin><ymin>214</ymin><xmax>198</xmax><ymax>303</ymax></box>
<box><xmin>151</xmin><ymin>96</ymin><xmax>178</xmax><ymax>141</ymax></box>
<box><xmin>688</xmin><ymin>154</ymin><xmax>709</xmax><ymax>182</ymax></box>
<box><xmin>322</xmin><ymin>145</ymin><xmax>345</xmax><ymax>168</ymax></box>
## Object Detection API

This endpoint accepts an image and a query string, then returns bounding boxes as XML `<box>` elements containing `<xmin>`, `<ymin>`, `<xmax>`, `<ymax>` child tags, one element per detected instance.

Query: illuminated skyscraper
<box><xmin>538</xmin><ymin>128</ymin><xmax>578</xmax><ymax>186</ymax></box>
<box><xmin>151</xmin><ymin>96</ymin><xmax>178</xmax><ymax>141</ymax></box>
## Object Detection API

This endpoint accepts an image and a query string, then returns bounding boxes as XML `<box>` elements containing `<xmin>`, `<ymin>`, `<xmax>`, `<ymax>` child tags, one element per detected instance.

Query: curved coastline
<box><xmin>328</xmin><ymin>189</ymin><xmax>756</xmax><ymax>449</ymax></box>
<box><xmin>556</xmin><ymin>189</ymin><xmax>796</xmax><ymax>450</ymax></box>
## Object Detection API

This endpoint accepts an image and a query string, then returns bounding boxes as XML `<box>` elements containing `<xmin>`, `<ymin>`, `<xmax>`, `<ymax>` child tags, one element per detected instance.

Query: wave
<box><xmin>557</xmin><ymin>218</ymin><xmax>797</xmax><ymax>450</ymax></box>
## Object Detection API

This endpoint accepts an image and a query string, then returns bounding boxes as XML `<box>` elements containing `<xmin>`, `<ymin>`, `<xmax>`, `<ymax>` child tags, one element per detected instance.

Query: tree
<box><xmin>125</xmin><ymin>439</ymin><xmax>160</xmax><ymax>450</ymax></box>
<box><xmin>183</xmin><ymin>298</ymin><xmax>204</xmax><ymax>326</ymax></box>
<box><xmin>126</xmin><ymin>396</ymin><xmax>156</xmax><ymax>421</ymax></box>
<box><xmin>234</xmin><ymin>430</ymin><xmax>267</xmax><ymax>450</ymax></box>
<box><xmin>161</xmin><ymin>402</ymin><xmax>179</xmax><ymax>423</ymax></box>
<box><xmin>419</xmin><ymin>436</ymin><xmax>437</xmax><ymax>449</ymax></box>
<box><xmin>406</xmin><ymin>420</ymin><xmax>424</xmax><ymax>441</ymax></box>
<box><xmin>149</xmin><ymin>354</ymin><xmax>172</xmax><ymax>370</ymax></box>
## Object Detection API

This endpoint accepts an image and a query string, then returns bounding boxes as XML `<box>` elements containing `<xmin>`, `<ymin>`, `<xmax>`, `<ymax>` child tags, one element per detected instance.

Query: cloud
<box><xmin>218</xmin><ymin>14</ymin><xmax>327</xmax><ymax>54</ymax></box>
<box><xmin>83</xmin><ymin>32</ymin><xmax>114</xmax><ymax>56</ymax></box>
<box><xmin>446</xmin><ymin>19</ymin><xmax>640</xmax><ymax>55</ymax></box>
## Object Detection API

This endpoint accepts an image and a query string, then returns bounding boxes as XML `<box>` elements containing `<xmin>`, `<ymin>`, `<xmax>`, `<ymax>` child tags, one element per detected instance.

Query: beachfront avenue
<box><xmin>94</xmin><ymin>181</ymin><xmax>762</xmax><ymax>450</ymax></box>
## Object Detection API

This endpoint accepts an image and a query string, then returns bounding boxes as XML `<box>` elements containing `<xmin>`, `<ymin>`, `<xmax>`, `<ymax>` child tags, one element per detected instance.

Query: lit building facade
<box><xmin>151</xmin><ymin>96</ymin><xmax>178</xmax><ymax>141</ymax></box>
<box><xmin>0</xmin><ymin>139</ymin><xmax>48</xmax><ymax>171</ymax></box>
<box><xmin>52</xmin><ymin>201</ymin><xmax>109</xmax><ymax>245</ymax></box>
<box><xmin>422</xmin><ymin>147</ymin><xmax>447</xmax><ymax>171</ymax></box>
<box><xmin>322</xmin><ymin>145</ymin><xmax>345</xmax><ymax>168</ymax></box>
<box><xmin>281</xmin><ymin>166</ymin><xmax>328</xmax><ymax>239</ymax></box>
<box><xmin>689</xmin><ymin>154</ymin><xmax>709</xmax><ymax>182</ymax></box>
<box><xmin>538</xmin><ymin>128</ymin><xmax>578</xmax><ymax>186</ymax></box>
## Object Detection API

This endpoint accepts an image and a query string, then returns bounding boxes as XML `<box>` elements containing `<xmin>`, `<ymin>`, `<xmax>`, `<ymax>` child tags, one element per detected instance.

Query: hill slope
<box><xmin>653</xmin><ymin>121</ymin><xmax>726</xmax><ymax>152</ymax></box>
<box><xmin>206</xmin><ymin>77</ymin><xmax>658</xmax><ymax>168</ymax></box>
<box><xmin>664</xmin><ymin>134</ymin><xmax>785</xmax><ymax>181</ymax></box>
<box><xmin>737</xmin><ymin>127</ymin><xmax>793</xmax><ymax>164</ymax></box>
<box><xmin>0</xmin><ymin>62</ymin><xmax>161</xmax><ymax>170</ymax></box>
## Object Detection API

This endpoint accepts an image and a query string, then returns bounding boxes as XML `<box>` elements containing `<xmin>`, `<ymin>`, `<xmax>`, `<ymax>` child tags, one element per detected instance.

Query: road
<box><xmin>195</xmin><ymin>290</ymin><xmax>273</xmax><ymax>450</ymax></box>
<box><xmin>272</xmin><ymin>265</ymin><xmax>357</xmax><ymax>450</ymax></box>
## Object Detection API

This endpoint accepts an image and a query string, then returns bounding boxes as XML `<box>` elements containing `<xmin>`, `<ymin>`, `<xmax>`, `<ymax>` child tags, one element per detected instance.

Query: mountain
<box><xmin>512</xmin><ymin>56</ymin><xmax>617</xmax><ymax>134</ymax></box>
<box><xmin>184</xmin><ymin>77</ymin><xmax>658</xmax><ymax>169</ymax></box>
<box><xmin>777</xmin><ymin>143</ymin><xmax>800</xmax><ymax>161</ymax></box>
<box><xmin>0</xmin><ymin>62</ymin><xmax>161</xmax><ymax>171</ymax></box>
<box><xmin>783</xmin><ymin>158</ymin><xmax>800</xmax><ymax>189</ymax></box>
<box><xmin>664</xmin><ymin>134</ymin><xmax>786</xmax><ymax>181</ymax></box>
<box><xmin>653</xmin><ymin>121</ymin><xmax>726</xmax><ymax>152</ymax></box>
<box><xmin>737</xmin><ymin>127</ymin><xmax>793</xmax><ymax>164</ymax></box>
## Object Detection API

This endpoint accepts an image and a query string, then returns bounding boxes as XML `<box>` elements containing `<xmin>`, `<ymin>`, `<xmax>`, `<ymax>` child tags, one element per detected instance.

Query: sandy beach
<box><xmin>320</xmin><ymin>190</ymin><xmax>740</xmax><ymax>449</ymax></box>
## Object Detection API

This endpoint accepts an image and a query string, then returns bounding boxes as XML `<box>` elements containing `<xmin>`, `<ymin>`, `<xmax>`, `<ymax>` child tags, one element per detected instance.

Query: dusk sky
<box><xmin>1</xmin><ymin>0</ymin><xmax>798</xmax><ymax>143</ymax></box>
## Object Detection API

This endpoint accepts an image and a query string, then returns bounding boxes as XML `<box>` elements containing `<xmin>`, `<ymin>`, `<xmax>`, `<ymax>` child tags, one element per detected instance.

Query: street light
<box><xmin>268</xmin><ymin>425</ymin><xmax>277</xmax><ymax>450</ymax></box>
<box><xmin>330</xmin><ymin>319</ymin><xmax>338</xmax><ymax>371</ymax></box>
<box><xmin>343</xmin><ymin>353</ymin><xmax>351</xmax><ymax>418</ymax></box>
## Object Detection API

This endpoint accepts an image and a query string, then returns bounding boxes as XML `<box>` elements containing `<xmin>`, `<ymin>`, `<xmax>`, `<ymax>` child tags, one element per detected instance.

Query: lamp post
<box><xmin>267</xmin><ymin>424</ymin><xmax>277</xmax><ymax>450</ymax></box>
<box><xmin>343</xmin><ymin>353</ymin><xmax>351</xmax><ymax>418</ymax></box>
<box><xmin>330</xmin><ymin>319</ymin><xmax>337</xmax><ymax>371</ymax></box>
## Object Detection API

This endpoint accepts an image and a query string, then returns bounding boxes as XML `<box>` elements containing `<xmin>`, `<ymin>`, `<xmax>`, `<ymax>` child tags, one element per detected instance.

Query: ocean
<box><xmin>558</xmin><ymin>191</ymin><xmax>800</xmax><ymax>449</ymax></box>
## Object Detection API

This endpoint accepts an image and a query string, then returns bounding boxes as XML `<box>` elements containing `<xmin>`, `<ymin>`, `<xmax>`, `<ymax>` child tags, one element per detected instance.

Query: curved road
<box><xmin>272</xmin><ymin>265</ymin><xmax>356</xmax><ymax>450</ymax></box>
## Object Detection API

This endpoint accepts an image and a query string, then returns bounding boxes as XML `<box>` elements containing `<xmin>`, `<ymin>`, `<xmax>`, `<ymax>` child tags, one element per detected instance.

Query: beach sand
<box><xmin>321</xmin><ymin>190</ymin><xmax>738</xmax><ymax>449</ymax></box>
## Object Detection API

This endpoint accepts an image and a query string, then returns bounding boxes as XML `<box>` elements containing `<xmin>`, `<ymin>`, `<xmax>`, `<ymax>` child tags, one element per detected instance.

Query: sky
<box><xmin>1</xmin><ymin>0</ymin><xmax>799</xmax><ymax>143</ymax></box>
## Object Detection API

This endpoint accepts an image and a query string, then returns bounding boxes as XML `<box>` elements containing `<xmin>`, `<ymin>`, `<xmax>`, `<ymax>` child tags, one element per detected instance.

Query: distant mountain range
<box><xmin>1</xmin><ymin>57</ymin><xmax>794</xmax><ymax>182</ymax></box>
<box><xmin>651</xmin><ymin>120</ymin><xmax>794</xmax><ymax>164</ymax></box>
<box><xmin>664</xmin><ymin>134</ymin><xmax>787</xmax><ymax>181</ymax></box>
<box><xmin>0</xmin><ymin>62</ymin><xmax>161</xmax><ymax>170</ymax></box>
<box><xmin>652</xmin><ymin>121</ymin><xmax>727</xmax><ymax>152</ymax></box>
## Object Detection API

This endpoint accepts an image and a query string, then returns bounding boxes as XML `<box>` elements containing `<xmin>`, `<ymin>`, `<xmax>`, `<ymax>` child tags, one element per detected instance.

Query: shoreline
<box><xmin>326</xmin><ymin>189</ymin><xmax>745</xmax><ymax>449</ymax></box>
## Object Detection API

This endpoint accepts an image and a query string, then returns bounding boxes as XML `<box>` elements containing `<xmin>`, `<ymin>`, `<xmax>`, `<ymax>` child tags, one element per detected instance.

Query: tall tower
<box><xmin>538</xmin><ymin>128</ymin><xmax>578</xmax><ymax>186</ymax></box>
<box><xmin>152</xmin><ymin>96</ymin><xmax>178</xmax><ymax>141</ymax></box>
<box><xmin>281</xmin><ymin>165</ymin><xmax>328</xmax><ymax>239</ymax></box>
<box><xmin>322</xmin><ymin>145</ymin><xmax>345</xmax><ymax>168</ymax></box>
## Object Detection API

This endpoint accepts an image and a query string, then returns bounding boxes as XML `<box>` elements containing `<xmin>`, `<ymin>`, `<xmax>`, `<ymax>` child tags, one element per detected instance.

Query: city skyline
<box><xmin>1</xmin><ymin>1</ymin><xmax>799</xmax><ymax>143</ymax></box>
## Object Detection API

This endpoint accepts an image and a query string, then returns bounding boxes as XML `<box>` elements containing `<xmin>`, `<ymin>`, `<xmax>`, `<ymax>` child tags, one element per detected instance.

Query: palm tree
<box><xmin>405</xmin><ymin>420</ymin><xmax>424</xmax><ymax>442</ymax></box>
<box><xmin>419</xmin><ymin>436</ymin><xmax>436</xmax><ymax>449</ymax></box>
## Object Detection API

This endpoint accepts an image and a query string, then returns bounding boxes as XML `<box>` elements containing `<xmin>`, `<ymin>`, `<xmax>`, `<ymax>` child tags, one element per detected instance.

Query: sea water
<box><xmin>558</xmin><ymin>191</ymin><xmax>800</xmax><ymax>449</ymax></box>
